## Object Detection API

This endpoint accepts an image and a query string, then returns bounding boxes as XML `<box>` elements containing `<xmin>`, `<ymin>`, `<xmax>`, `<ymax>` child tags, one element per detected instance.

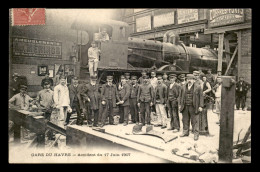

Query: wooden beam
<box><xmin>218</xmin><ymin>76</ymin><xmax>236</xmax><ymax>163</ymax></box>
<box><xmin>224</xmin><ymin>38</ymin><xmax>231</xmax><ymax>66</ymax></box>
<box><xmin>236</xmin><ymin>125</ymin><xmax>251</xmax><ymax>157</ymax></box>
<box><xmin>237</xmin><ymin>31</ymin><xmax>242</xmax><ymax>79</ymax></box>
<box><xmin>224</xmin><ymin>46</ymin><xmax>238</xmax><ymax>76</ymax></box>
<box><xmin>217</xmin><ymin>33</ymin><xmax>224</xmax><ymax>72</ymax></box>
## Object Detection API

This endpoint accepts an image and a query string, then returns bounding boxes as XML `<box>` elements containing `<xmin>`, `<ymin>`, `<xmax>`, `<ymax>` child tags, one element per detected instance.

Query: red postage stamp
<box><xmin>11</xmin><ymin>8</ymin><xmax>45</xmax><ymax>26</ymax></box>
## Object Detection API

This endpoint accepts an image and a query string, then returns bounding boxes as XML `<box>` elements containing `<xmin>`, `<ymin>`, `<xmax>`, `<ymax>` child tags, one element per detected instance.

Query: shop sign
<box><xmin>12</xmin><ymin>37</ymin><xmax>62</xmax><ymax>58</ymax></box>
<box><xmin>154</xmin><ymin>11</ymin><xmax>175</xmax><ymax>28</ymax></box>
<box><xmin>136</xmin><ymin>15</ymin><xmax>151</xmax><ymax>32</ymax></box>
<box><xmin>209</xmin><ymin>9</ymin><xmax>244</xmax><ymax>27</ymax></box>
<box><xmin>177</xmin><ymin>9</ymin><xmax>198</xmax><ymax>24</ymax></box>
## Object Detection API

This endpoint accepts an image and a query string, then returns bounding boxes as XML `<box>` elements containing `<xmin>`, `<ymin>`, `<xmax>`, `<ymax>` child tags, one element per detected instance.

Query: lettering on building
<box><xmin>177</xmin><ymin>9</ymin><xmax>199</xmax><ymax>24</ymax></box>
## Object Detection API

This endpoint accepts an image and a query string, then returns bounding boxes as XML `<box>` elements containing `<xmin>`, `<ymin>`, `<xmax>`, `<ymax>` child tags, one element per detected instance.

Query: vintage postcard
<box><xmin>9</xmin><ymin>8</ymin><xmax>251</xmax><ymax>163</ymax></box>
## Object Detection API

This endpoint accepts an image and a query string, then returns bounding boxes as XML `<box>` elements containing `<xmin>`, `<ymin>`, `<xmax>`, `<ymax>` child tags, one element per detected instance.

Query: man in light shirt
<box><xmin>9</xmin><ymin>85</ymin><xmax>33</xmax><ymax>110</ymax></box>
<box><xmin>150</xmin><ymin>71</ymin><xmax>157</xmax><ymax>115</ymax></box>
<box><xmin>88</xmin><ymin>41</ymin><xmax>100</xmax><ymax>76</ymax></box>
<box><xmin>54</xmin><ymin>75</ymin><xmax>71</xmax><ymax>125</ymax></box>
<box><xmin>99</xmin><ymin>27</ymin><xmax>110</xmax><ymax>42</ymax></box>
<box><xmin>212</xmin><ymin>76</ymin><xmax>222</xmax><ymax>124</ymax></box>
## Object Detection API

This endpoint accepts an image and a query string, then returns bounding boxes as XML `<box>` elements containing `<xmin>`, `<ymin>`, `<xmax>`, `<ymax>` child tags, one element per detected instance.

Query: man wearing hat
<box><xmin>54</xmin><ymin>69</ymin><xmax>64</xmax><ymax>86</ymax></box>
<box><xmin>80</xmin><ymin>75</ymin><xmax>101</xmax><ymax>127</ymax></box>
<box><xmin>154</xmin><ymin>75</ymin><xmax>168</xmax><ymax>129</ymax></box>
<box><xmin>54</xmin><ymin>75</ymin><xmax>71</xmax><ymax>125</ymax></box>
<box><xmin>41</xmin><ymin>72</ymin><xmax>54</xmax><ymax>89</ymax></box>
<box><xmin>167</xmin><ymin>74</ymin><xmax>181</xmax><ymax>132</ymax></box>
<box><xmin>88</xmin><ymin>41</ymin><xmax>100</xmax><ymax>76</ymax></box>
<box><xmin>137</xmin><ymin>75</ymin><xmax>154</xmax><ymax>126</ymax></box>
<box><xmin>129</xmin><ymin>75</ymin><xmax>139</xmax><ymax>124</ymax></box>
<box><xmin>138</xmin><ymin>70</ymin><xmax>147</xmax><ymax>85</ymax></box>
<box><xmin>235</xmin><ymin>76</ymin><xmax>249</xmax><ymax>111</ymax></box>
<box><xmin>9</xmin><ymin>85</ymin><xmax>33</xmax><ymax>110</ymax></box>
<box><xmin>67</xmin><ymin>76</ymin><xmax>85</xmax><ymax>125</ymax></box>
<box><xmin>100</xmin><ymin>75</ymin><xmax>120</xmax><ymax>127</ymax></box>
<box><xmin>10</xmin><ymin>73</ymin><xmax>21</xmax><ymax>98</ymax></box>
<box><xmin>118</xmin><ymin>75</ymin><xmax>131</xmax><ymax>126</ymax></box>
<box><xmin>179</xmin><ymin>74</ymin><xmax>203</xmax><ymax>141</ymax></box>
<box><xmin>178</xmin><ymin>74</ymin><xmax>186</xmax><ymax>87</ymax></box>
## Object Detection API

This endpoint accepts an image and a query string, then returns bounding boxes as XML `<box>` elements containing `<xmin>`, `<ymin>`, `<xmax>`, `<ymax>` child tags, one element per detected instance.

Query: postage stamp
<box><xmin>11</xmin><ymin>8</ymin><xmax>45</xmax><ymax>26</ymax></box>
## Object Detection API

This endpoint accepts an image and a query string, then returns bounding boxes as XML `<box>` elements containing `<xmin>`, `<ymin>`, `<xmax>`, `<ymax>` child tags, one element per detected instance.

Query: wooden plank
<box><xmin>224</xmin><ymin>38</ymin><xmax>231</xmax><ymax>66</ymax></box>
<box><xmin>237</xmin><ymin>31</ymin><xmax>242</xmax><ymax>78</ymax></box>
<box><xmin>236</xmin><ymin>125</ymin><xmax>251</xmax><ymax>156</ymax></box>
<box><xmin>224</xmin><ymin>46</ymin><xmax>238</xmax><ymax>75</ymax></box>
<box><xmin>218</xmin><ymin>76</ymin><xmax>236</xmax><ymax>163</ymax></box>
<box><xmin>217</xmin><ymin>33</ymin><xmax>224</xmax><ymax>72</ymax></box>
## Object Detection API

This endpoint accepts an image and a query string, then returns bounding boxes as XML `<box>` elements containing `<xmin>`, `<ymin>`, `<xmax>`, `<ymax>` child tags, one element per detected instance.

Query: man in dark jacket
<box><xmin>138</xmin><ymin>70</ymin><xmax>147</xmax><ymax>85</ymax></box>
<box><xmin>41</xmin><ymin>72</ymin><xmax>54</xmax><ymax>89</ymax></box>
<box><xmin>179</xmin><ymin>74</ymin><xmax>203</xmax><ymax>141</ymax></box>
<box><xmin>100</xmin><ymin>75</ymin><xmax>120</xmax><ymax>127</ymax></box>
<box><xmin>137</xmin><ymin>75</ymin><xmax>154</xmax><ymax>126</ymax></box>
<box><xmin>129</xmin><ymin>76</ymin><xmax>139</xmax><ymax>124</ymax></box>
<box><xmin>80</xmin><ymin>75</ymin><xmax>101</xmax><ymax>127</ymax></box>
<box><xmin>236</xmin><ymin>76</ymin><xmax>249</xmax><ymax>110</ymax></box>
<box><xmin>68</xmin><ymin>77</ymin><xmax>85</xmax><ymax>126</ymax></box>
<box><xmin>167</xmin><ymin>74</ymin><xmax>181</xmax><ymax>132</ymax></box>
<box><xmin>118</xmin><ymin>75</ymin><xmax>131</xmax><ymax>126</ymax></box>
<box><xmin>154</xmin><ymin>75</ymin><xmax>168</xmax><ymax>129</ymax></box>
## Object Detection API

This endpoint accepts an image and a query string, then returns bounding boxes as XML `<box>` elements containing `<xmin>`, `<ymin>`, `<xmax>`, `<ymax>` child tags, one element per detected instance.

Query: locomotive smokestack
<box><xmin>163</xmin><ymin>31</ymin><xmax>180</xmax><ymax>44</ymax></box>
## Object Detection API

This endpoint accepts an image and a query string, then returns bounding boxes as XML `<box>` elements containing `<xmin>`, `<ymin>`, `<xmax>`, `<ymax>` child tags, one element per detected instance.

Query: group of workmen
<box><xmin>9</xmin><ymin>68</ymin><xmax>250</xmax><ymax>141</ymax></box>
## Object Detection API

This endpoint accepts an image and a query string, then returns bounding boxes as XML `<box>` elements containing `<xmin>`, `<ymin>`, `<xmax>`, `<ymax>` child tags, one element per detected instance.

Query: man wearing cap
<box><xmin>178</xmin><ymin>74</ymin><xmax>186</xmax><ymax>87</ymax></box>
<box><xmin>118</xmin><ymin>75</ymin><xmax>131</xmax><ymax>126</ymax></box>
<box><xmin>54</xmin><ymin>75</ymin><xmax>71</xmax><ymax>125</ymax></box>
<box><xmin>138</xmin><ymin>70</ymin><xmax>147</xmax><ymax>85</ymax></box>
<box><xmin>99</xmin><ymin>27</ymin><xmax>110</xmax><ymax>42</ymax></box>
<box><xmin>129</xmin><ymin>75</ymin><xmax>139</xmax><ymax>124</ymax></box>
<box><xmin>167</xmin><ymin>74</ymin><xmax>181</xmax><ymax>132</ymax></box>
<box><xmin>179</xmin><ymin>74</ymin><xmax>203</xmax><ymax>141</ymax></box>
<box><xmin>9</xmin><ymin>85</ymin><xmax>33</xmax><ymax>110</ymax></box>
<box><xmin>193</xmin><ymin>71</ymin><xmax>203</xmax><ymax>89</ymax></box>
<box><xmin>41</xmin><ymin>72</ymin><xmax>54</xmax><ymax>89</ymax></box>
<box><xmin>54</xmin><ymin>70</ymin><xmax>64</xmax><ymax>86</ymax></box>
<box><xmin>36</xmin><ymin>81</ymin><xmax>54</xmax><ymax>121</ymax></box>
<box><xmin>154</xmin><ymin>75</ymin><xmax>168</xmax><ymax>129</ymax></box>
<box><xmin>100</xmin><ymin>75</ymin><xmax>120</xmax><ymax>127</ymax></box>
<box><xmin>137</xmin><ymin>75</ymin><xmax>154</xmax><ymax>126</ymax></box>
<box><xmin>10</xmin><ymin>73</ymin><xmax>21</xmax><ymax>98</ymax></box>
<box><xmin>80</xmin><ymin>75</ymin><xmax>101</xmax><ymax>127</ymax></box>
<box><xmin>235</xmin><ymin>76</ymin><xmax>249</xmax><ymax>111</ymax></box>
<box><xmin>88</xmin><ymin>41</ymin><xmax>100</xmax><ymax>76</ymax></box>
<box><xmin>68</xmin><ymin>77</ymin><xmax>85</xmax><ymax>126</ymax></box>
<box><xmin>162</xmin><ymin>73</ymin><xmax>170</xmax><ymax>87</ymax></box>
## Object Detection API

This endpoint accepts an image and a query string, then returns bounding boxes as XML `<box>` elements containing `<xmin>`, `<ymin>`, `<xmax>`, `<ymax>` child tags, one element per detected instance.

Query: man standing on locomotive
<box><xmin>118</xmin><ymin>75</ymin><xmax>131</xmax><ymax>126</ymax></box>
<box><xmin>137</xmin><ymin>75</ymin><xmax>154</xmax><ymax>126</ymax></box>
<box><xmin>179</xmin><ymin>74</ymin><xmax>203</xmax><ymax>141</ymax></box>
<box><xmin>88</xmin><ymin>41</ymin><xmax>100</xmax><ymax>77</ymax></box>
<box><xmin>100</xmin><ymin>75</ymin><xmax>120</xmax><ymax>127</ymax></box>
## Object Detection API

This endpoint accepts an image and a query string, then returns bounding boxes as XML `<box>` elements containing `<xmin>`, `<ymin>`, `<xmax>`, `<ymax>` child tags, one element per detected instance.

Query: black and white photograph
<box><xmin>8</xmin><ymin>8</ymin><xmax>251</xmax><ymax>163</ymax></box>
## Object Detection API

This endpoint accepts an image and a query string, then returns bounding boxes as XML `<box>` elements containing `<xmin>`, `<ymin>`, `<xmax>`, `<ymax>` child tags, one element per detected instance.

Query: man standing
<box><xmin>178</xmin><ymin>74</ymin><xmax>186</xmax><ymax>87</ymax></box>
<box><xmin>99</xmin><ymin>27</ymin><xmax>110</xmax><ymax>42</ymax></box>
<box><xmin>88</xmin><ymin>41</ymin><xmax>100</xmax><ymax>76</ymax></box>
<box><xmin>10</xmin><ymin>73</ymin><xmax>21</xmax><ymax>98</ymax></box>
<box><xmin>137</xmin><ymin>75</ymin><xmax>154</xmax><ymax>126</ymax></box>
<box><xmin>235</xmin><ymin>76</ymin><xmax>249</xmax><ymax>110</ymax></box>
<box><xmin>66</xmin><ymin>69</ymin><xmax>74</xmax><ymax>86</ymax></box>
<box><xmin>41</xmin><ymin>72</ymin><xmax>54</xmax><ymax>89</ymax></box>
<box><xmin>212</xmin><ymin>76</ymin><xmax>222</xmax><ymax>124</ymax></box>
<box><xmin>118</xmin><ymin>75</ymin><xmax>131</xmax><ymax>126</ymax></box>
<box><xmin>68</xmin><ymin>77</ymin><xmax>84</xmax><ymax>126</ymax></box>
<box><xmin>150</xmin><ymin>71</ymin><xmax>158</xmax><ymax>89</ymax></box>
<box><xmin>9</xmin><ymin>85</ymin><xmax>33</xmax><ymax>110</ymax></box>
<box><xmin>138</xmin><ymin>70</ymin><xmax>147</xmax><ymax>85</ymax></box>
<box><xmin>36</xmin><ymin>81</ymin><xmax>54</xmax><ymax>121</ymax></box>
<box><xmin>124</xmin><ymin>73</ymin><xmax>131</xmax><ymax>85</ymax></box>
<box><xmin>54</xmin><ymin>70</ymin><xmax>63</xmax><ymax>86</ymax></box>
<box><xmin>179</xmin><ymin>74</ymin><xmax>203</xmax><ymax>141</ymax></box>
<box><xmin>54</xmin><ymin>75</ymin><xmax>71</xmax><ymax>125</ymax></box>
<box><xmin>193</xmin><ymin>70</ymin><xmax>203</xmax><ymax>88</ymax></box>
<box><xmin>100</xmin><ymin>76</ymin><xmax>120</xmax><ymax>127</ymax></box>
<box><xmin>167</xmin><ymin>74</ymin><xmax>181</xmax><ymax>132</ymax></box>
<box><xmin>154</xmin><ymin>75</ymin><xmax>168</xmax><ymax>129</ymax></box>
<box><xmin>129</xmin><ymin>76</ymin><xmax>139</xmax><ymax>124</ymax></box>
<box><xmin>80</xmin><ymin>75</ymin><xmax>101</xmax><ymax>127</ymax></box>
